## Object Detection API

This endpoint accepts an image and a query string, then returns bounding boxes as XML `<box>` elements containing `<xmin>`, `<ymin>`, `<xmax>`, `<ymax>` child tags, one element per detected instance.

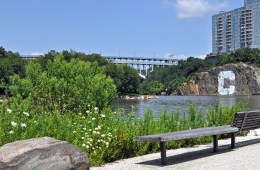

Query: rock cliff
<box><xmin>176</xmin><ymin>63</ymin><xmax>260</xmax><ymax>96</ymax></box>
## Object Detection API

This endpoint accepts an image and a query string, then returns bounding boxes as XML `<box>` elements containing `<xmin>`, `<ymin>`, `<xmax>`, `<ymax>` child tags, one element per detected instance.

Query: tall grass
<box><xmin>0</xmin><ymin>101</ymin><xmax>247</xmax><ymax>166</ymax></box>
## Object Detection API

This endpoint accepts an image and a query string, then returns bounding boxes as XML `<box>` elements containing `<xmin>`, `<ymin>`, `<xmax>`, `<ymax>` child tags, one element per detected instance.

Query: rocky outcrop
<box><xmin>0</xmin><ymin>137</ymin><xmax>89</xmax><ymax>170</ymax></box>
<box><xmin>176</xmin><ymin>63</ymin><xmax>260</xmax><ymax>96</ymax></box>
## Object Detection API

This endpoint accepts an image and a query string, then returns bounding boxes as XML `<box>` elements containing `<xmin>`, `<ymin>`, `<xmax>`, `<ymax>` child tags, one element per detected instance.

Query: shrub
<box><xmin>9</xmin><ymin>55</ymin><xmax>117</xmax><ymax>113</ymax></box>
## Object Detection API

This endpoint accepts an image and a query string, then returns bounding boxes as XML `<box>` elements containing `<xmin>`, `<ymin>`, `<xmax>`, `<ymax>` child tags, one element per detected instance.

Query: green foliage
<box><xmin>217</xmin><ymin>48</ymin><xmax>260</xmax><ymax>66</ymax></box>
<box><xmin>0</xmin><ymin>47</ymin><xmax>27</xmax><ymax>95</ymax></box>
<box><xmin>137</xmin><ymin>80</ymin><xmax>164</xmax><ymax>95</ymax></box>
<box><xmin>144</xmin><ymin>57</ymin><xmax>214</xmax><ymax>94</ymax></box>
<box><xmin>0</xmin><ymin>101</ymin><xmax>246</xmax><ymax>166</ymax></box>
<box><xmin>35</xmin><ymin>50</ymin><xmax>140</xmax><ymax>95</ymax></box>
<box><xmin>9</xmin><ymin>55</ymin><xmax>117</xmax><ymax>113</ymax></box>
<box><xmin>106</xmin><ymin>64</ymin><xmax>140</xmax><ymax>94</ymax></box>
<box><xmin>36</xmin><ymin>50</ymin><xmax>108</xmax><ymax>69</ymax></box>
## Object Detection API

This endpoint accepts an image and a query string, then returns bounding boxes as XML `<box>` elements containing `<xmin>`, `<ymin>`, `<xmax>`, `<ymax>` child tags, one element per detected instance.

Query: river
<box><xmin>112</xmin><ymin>95</ymin><xmax>260</xmax><ymax>118</ymax></box>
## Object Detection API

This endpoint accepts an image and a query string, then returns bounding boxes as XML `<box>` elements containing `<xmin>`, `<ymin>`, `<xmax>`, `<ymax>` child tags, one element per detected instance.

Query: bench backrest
<box><xmin>232</xmin><ymin>110</ymin><xmax>260</xmax><ymax>131</ymax></box>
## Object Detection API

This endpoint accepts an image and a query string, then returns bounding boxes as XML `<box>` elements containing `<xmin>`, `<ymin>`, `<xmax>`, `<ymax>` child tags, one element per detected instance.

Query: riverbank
<box><xmin>92</xmin><ymin>130</ymin><xmax>260</xmax><ymax>170</ymax></box>
<box><xmin>116</xmin><ymin>95</ymin><xmax>158</xmax><ymax>100</ymax></box>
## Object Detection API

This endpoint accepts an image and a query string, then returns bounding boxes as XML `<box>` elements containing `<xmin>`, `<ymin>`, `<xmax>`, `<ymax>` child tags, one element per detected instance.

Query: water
<box><xmin>112</xmin><ymin>95</ymin><xmax>260</xmax><ymax>118</ymax></box>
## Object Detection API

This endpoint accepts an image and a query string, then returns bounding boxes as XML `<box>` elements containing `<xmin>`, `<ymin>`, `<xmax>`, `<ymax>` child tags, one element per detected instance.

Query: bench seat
<box><xmin>133</xmin><ymin>110</ymin><xmax>260</xmax><ymax>165</ymax></box>
<box><xmin>134</xmin><ymin>125</ymin><xmax>239</xmax><ymax>142</ymax></box>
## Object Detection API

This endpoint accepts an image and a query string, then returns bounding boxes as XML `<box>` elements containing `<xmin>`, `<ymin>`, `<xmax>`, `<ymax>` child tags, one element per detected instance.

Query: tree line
<box><xmin>1</xmin><ymin>46</ymin><xmax>260</xmax><ymax>97</ymax></box>
<box><xmin>0</xmin><ymin>47</ymin><xmax>141</xmax><ymax>99</ymax></box>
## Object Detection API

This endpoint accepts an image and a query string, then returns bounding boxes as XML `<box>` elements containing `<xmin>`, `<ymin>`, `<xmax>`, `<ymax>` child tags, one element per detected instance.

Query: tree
<box><xmin>10</xmin><ymin>55</ymin><xmax>117</xmax><ymax>113</ymax></box>
<box><xmin>137</xmin><ymin>80</ymin><xmax>164</xmax><ymax>95</ymax></box>
<box><xmin>0</xmin><ymin>47</ymin><xmax>27</xmax><ymax>95</ymax></box>
<box><xmin>106</xmin><ymin>64</ymin><xmax>140</xmax><ymax>94</ymax></box>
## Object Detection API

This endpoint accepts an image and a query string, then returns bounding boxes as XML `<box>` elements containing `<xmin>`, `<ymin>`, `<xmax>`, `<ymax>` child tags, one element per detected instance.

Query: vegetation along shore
<box><xmin>0</xmin><ymin>46</ymin><xmax>258</xmax><ymax>166</ymax></box>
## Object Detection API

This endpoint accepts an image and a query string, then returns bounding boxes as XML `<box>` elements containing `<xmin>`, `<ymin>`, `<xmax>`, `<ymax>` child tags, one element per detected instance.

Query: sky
<box><xmin>1</xmin><ymin>0</ymin><xmax>244</xmax><ymax>59</ymax></box>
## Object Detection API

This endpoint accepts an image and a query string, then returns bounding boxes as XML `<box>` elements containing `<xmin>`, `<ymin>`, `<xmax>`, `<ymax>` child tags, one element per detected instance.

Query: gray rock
<box><xmin>177</xmin><ymin>63</ymin><xmax>260</xmax><ymax>95</ymax></box>
<box><xmin>0</xmin><ymin>137</ymin><xmax>89</xmax><ymax>170</ymax></box>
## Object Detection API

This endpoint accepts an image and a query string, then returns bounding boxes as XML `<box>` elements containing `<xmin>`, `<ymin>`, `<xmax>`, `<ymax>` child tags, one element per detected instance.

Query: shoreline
<box><xmin>116</xmin><ymin>95</ymin><xmax>158</xmax><ymax>100</ymax></box>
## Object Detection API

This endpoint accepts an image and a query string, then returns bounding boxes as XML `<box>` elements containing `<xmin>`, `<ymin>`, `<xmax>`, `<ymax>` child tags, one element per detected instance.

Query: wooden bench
<box><xmin>133</xmin><ymin>110</ymin><xmax>260</xmax><ymax>165</ymax></box>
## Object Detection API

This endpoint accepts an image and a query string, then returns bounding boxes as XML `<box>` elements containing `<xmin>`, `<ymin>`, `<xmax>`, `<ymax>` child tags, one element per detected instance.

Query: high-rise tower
<box><xmin>212</xmin><ymin>0</ymin><xmax>260</xmax><ymax>53</ymax></box>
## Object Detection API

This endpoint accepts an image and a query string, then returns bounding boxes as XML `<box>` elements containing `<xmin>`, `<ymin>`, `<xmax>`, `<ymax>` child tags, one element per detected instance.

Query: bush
<box><xmin>9</xmin><ymin>55</ymin><xmax>117</xmax><ymax>113</ymax></box>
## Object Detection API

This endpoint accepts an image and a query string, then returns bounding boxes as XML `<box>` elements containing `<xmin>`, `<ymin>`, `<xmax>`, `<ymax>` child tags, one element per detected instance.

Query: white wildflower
<box><xmin>86</xmin><ymin>145</ymin><xmax>89</xmax><ymax>149</ymax></box>
<box><xmin>89</xmin><ymin>129</ymin><xmax>92</xmax><ymax>132</ymax></box>
<box><xmin>96</xmin><ymin>131</ymin><xmax>100</xmax><ymax>135</ymax></box>
<box><xmin>94</xmin><ymin>107</ymin><xmax>98</xmax><ymax>111</ymax></box>
<box><xmin>73</xmin><ymin>131</ymin><xmax>76</xmax><ymax>134</ymax></box>
<box><xmin>93</xmin><ymin>131</ymin><xmax>97</xmax><ymax>134</ymax></box>
<box><xmin>82</xmin><ymin>116</ymin><xmax>86</xmax><ymax>119</ymax></box>
<box><xmin>23</xmin><ymin>112</ymin><xmax>30</xmax><ymax>117</ymax></box>
<box><xmin>20</xmin><ymin>123</ymin><xmax>27</xmax><ymax>128</ymax></box>
<box><xmin>101</xmin><ymin>134</ymin><xmax>106</xmax><ymax>137</ymax></box>
<box><xmin>7</xmin><ymin>109</ymin><xmax>12</xmax><ymax>113</ymax></box>
<box><xmin>9</xmin><ymin>130</ymin><xmax>14</xmax><ymax>134</ymax></box>
<box><xmin>92</xmin><ymin>118</ymin><xmax>96</xmax><ymax>121</ymax></box>
<box><xmin>83</xmin><ymin>128</ymin><xmax>86</xmax><ymax>130</ymax></box>
<box><xmin>11</xmin><ymin>121</ymin><xmax>17</xmax><ymax>127</ymax></box>
<box><xmin>82</xmin><ymin>144</ymin><xmax>86</xmax><ymax>147</ymax></box>
<box><xmin>86</xmin><ymin>110</ymin><xmax>90</xmax><ymax>114</ymax></box>
<box><xmin>81</xmin><ymin>137</ymin><xmax>85</xmax><ymax>140</ymax></box>
<box><xmin>101</xmin><ymin>114</ymin><xmax>105</xmax><ymax>118</ymax></box>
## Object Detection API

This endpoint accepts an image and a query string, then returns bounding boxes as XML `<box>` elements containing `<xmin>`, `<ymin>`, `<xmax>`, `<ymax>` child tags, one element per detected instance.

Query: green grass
<box><xmin>0</xmin><ymin>102</ymin><xmax>247</xmax><ymax>166</ymax></box>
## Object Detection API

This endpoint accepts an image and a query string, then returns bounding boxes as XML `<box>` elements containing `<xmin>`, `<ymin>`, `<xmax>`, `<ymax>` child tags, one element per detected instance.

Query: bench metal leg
<box><xmin>231</xmin><ymin>133</ymin><xmax>235</xmax><ymax>149</ymax></box>
<box><xmin>160</xmin><ymin>142</ymin><xmax>167</xmax><ymax>165</ymax></box>
<box><xmin>213</xmin><ymin>135</ymin><xmax>218</xmax><ymax>152</ymax></box>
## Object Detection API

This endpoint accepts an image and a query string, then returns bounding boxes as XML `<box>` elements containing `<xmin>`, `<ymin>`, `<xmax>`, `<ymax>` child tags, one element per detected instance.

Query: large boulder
<box><xmin>0</xmin><ymin>137</ymin><xmax>89</xmax><ymax>170</ymax></box>
<box><xmin>176</xmin><ymin>63</ymin><xmax>260</xmax><ymax>96</ymax></box>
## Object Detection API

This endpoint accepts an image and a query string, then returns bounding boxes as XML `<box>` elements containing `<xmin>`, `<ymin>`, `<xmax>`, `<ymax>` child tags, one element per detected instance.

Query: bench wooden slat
<box><xmin>134</xmin><ymin>125</ymin><xmax>239</xmax><ymax>142</ymax></box>
<box><xmin>233</xmin><ymin>110</ymin><xmax>260</xmax><ymax>130</ymax></box>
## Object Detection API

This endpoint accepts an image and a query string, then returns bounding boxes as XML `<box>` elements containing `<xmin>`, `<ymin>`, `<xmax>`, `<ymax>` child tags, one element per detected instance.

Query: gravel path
<box><xmin>92</xmin><ymin>132</ymin><xmax>260</xmax><ymax>170</ymax></box>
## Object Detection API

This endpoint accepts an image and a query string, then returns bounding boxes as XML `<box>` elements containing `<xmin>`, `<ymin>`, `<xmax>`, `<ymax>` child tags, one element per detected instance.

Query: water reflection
<box><xmin>112</xmin><ymin>95</ymin><xmax>260</xmax><ymax>118</ymax></box>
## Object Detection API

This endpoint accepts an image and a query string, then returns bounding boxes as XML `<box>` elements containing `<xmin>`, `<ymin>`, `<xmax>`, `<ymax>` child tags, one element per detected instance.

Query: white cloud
<box><xmin>164</xmin><ymin>0</ymin><xmax>228</xmax><ymax>19</ymax></box>
<box><xmin>173</xmin><ymin>54</ymin><xmax>206</xmax><ymax>60</ymax></box>
<box><xmin>29</xmin><ymin>52</ymin><xmax>44</xmax><ymax>55</ymax></box>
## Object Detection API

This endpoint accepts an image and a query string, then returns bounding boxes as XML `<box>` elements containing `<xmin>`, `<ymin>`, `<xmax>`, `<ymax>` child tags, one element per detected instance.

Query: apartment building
<box><xmin>212</xmin><ymin>0</ymin><xmax>260</xmax><ymax>53</ymax></box>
